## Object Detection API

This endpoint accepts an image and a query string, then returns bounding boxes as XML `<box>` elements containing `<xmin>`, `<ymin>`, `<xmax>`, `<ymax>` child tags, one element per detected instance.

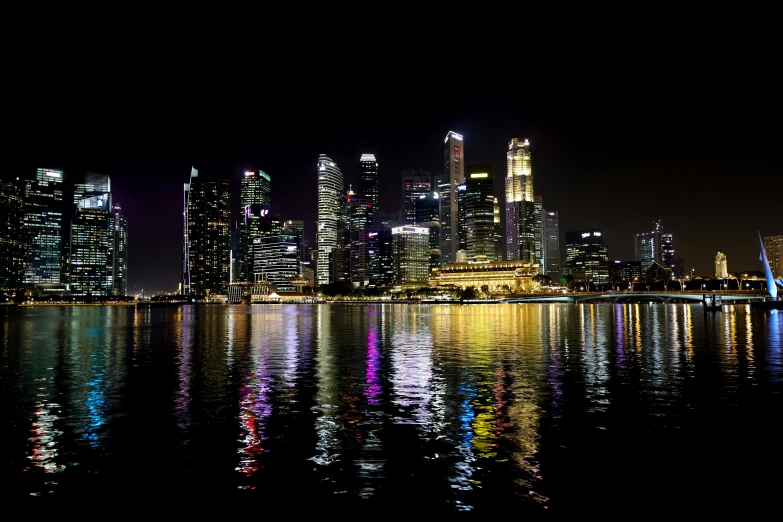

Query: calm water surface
<box><xmin>1</xmin><ymin>303</ymin><xmax>781</xmax><ymax>515</ymax></box>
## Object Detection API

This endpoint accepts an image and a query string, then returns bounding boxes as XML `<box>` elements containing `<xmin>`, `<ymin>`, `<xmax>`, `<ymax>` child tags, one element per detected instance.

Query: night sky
<box><xmin>7</xmin><ymin>47</ymin><xmax>781</xmax><ymax>294</ymax></box>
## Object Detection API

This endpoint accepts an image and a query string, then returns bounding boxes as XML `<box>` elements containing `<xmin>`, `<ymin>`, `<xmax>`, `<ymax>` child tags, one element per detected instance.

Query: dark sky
<box><xmin>6</xmin><ymin>41</ymin><xmax>781</xmax><ymax>294</ymax></box>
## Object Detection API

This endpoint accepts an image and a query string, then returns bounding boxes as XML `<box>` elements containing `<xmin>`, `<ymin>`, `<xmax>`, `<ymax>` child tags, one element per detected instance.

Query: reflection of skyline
<box><xmin>311</xmin><ymin>307</ymin><xmax>341</xmax><ymax>467</ymax></box>
<box><xmin>174</xmin><ymin>307</ymin><xmax>192</xmax><ymax>431</ymax></box>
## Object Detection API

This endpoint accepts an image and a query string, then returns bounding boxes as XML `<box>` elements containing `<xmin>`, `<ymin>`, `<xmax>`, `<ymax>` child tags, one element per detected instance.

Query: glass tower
<box><xmin>23</xmin><ymin>168</ymin><xmax>64</xmax><ymax>285</ymax></box>
<box><xmin>112</xmin><ymin>202</ymin><xmax>128</xmax><ymax>296</ymax></box>
<box><xmin>402</xmin><ymin>169</ymin><xmax>432</xmax><ymax>225</ymax></box>
<box><xmin>392</xmin><ymin>226</ymin><xmax>430</xmax><ymax>285</ymax></box>
<box><xmin>359</xmin><ymin>154</ymin><xmax>378</xmax><ymax>213</ymax></box>
<box><xmin>543</xmin><ymin>210</ymin><xmax>561</xmax><ymax>281</ymax></box>
<box><xmin>505</xmin><ymin>138</ymin><xmax>535</xmax><ymax>262</ymax></box>
<box><xmin>316</xmin><ymin>155</ymin><xmax>343</xmax><ymax>286</ymax></box>
<box><xmin>465</xmin><ymin>164</ymin><xmax>496</xmax><ymax>261</ymax></box>
<box><xmin>0</xmin><ymin>174</ymin><xmax>25</xmax><ymax>292</ymax></box>
<box><xmin>565</xmin><ymin>229</ymin><xmax>609</xmax><ymax>284</ymax></box>
<box><xmin>441</xmin><ymin>131</ymin><xmax>464</xmax><ymax>264</ymax></box>
<box><xmin>69</xmin><ymin>190</ymin><xmax>113</xmax><ymax>296</ymax></box>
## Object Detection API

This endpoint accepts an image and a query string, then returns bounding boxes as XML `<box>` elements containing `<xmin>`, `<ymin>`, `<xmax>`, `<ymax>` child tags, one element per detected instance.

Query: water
<box><xmin>1</xmin><ymin>303</ymin><xmax>781</xmax><ymax>515</ymax></box>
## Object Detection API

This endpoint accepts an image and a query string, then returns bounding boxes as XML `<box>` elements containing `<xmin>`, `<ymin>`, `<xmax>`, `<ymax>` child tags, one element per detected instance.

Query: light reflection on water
<box><xmin>1</xmin><ymin>303</ymin><xmax>782</xmax><ymax>513</ymax></box>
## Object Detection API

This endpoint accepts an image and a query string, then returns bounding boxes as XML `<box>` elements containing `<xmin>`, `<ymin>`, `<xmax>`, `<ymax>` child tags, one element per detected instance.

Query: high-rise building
<box><xmin>715</xmin><ymin>251</ymin><xmax>728</xmax><ymax>279</ymax></box>
<box><xmin>0</xmin><ymin>174</ymin><xmax>25</xmax><ymax>292</ymax></box>
<box><xmin>493</xmin><ymin>197</ymin><xmax>503</xmax><ymax>261</ymax></box>
<box><xmin>73</xmin><ymin>172</ymin><xmax>110</xmax><ymax>207</ymax></box>
<box><xmin>414</xmin><ymin>192</ymin><xmax>440</xmax><ymax>271</ymax></box>
<box><xmin>610</xmin><ymin>260</ymin><xmax>642</xmax><ymax>285</ymax></box>
<box><xmin>635</xmin><ymin>220</ymin><xmax>671</xmax><ymax>277</ymax></box>
<box><xmin>349</xmin><ymin>191</ymin><xmax>374</xmax><ymax>286</ymax></box>
<box><xmin>505</xmin><ymin>138</ymin><xmax>535</xmax><ymax>262</ymax></box>
<box><xmin>440</xmin><ymin>131</ymin><xmax>464</xmax><ymax>264</ymax></box>
<box><xmin>762</xmin><ymin>234</ymin><xmax>782</xmax><ymax>278</ymax></box>
<box><xmin>23</xmin><ymin>168</ymin><xmax>64</xmax><ymax>286</ymax></box>
<box><xmin>69</xmin><ymin>185</ymin><xmax>113</xmax><ymax>297</ymax></box>
<box><xmin>112</xmin><ymin>203</ymin><xmax>128</xmax><ymax>296</ymax></box>
<box><xmin>316</xmin><ymin>155</ymin><xmax>343</xmax><ymax>286</ymax></box>
<box><xmin>237</xmin><ymin>170</ymin><xmax>271</xmax><ymax>283</ymax></box>
<box><xmin>359</xmin><ymin>154</ymin><xmax>378</xmax><ymax>212</ymax></box>
<box><xmin>183</xmin><ymin>168</ymin><xmax>231</xmax><ymax>296</ymax></box>
<box><xmin>246</xmin><ymin>206</ymin><xmax>282</xmax><ymax>279</ymax></box>
<box><xmin>402</xmin><ymin>169</ymin><xmax>432</xmax><ymax>225</ymax></box>
<box><xmin>534</xmin><ymin>196</ymin><xmax>544</xmax><ymax>266</ymax></box>
<box><xmin>256</xmin><ymin>233</ymin><xmax>299</xmax><ymax>292</ymax></box>
<box><xmin>456</xmin><ymin>182</ymin><xmax>467</xmax><ymax>259</ymax></box>
<box><xmin>392</xmin><ymin>226</ymin><xmax>430</xmax><ymax>285</ymax></box>
<box><xmin>565</xmin><ymin>229</ymin><xmax>609</xmax><ymax>284</ymax></box>
<box><xmin>464</xmin><ymin>164</ymin><xmax>496</xmax><ymax>261</ymax></box>
<box><xmin>543</xmin><ymin>210</ymin><xmax>561</xmax><ymax>281</ymax></box>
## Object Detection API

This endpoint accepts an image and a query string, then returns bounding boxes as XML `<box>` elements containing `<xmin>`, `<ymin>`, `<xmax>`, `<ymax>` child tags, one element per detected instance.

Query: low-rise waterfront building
<box><xmin>429</xmin><ymin>258</ymin><xmax>541</xmax><ymax>293</ymax></box>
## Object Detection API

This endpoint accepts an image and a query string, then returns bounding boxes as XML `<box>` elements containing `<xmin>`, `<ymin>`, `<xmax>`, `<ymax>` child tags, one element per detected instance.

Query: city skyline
<box><xmin>6</xmin><ymin>97</ymin><xmax>780</xmax><ymax>293</ymax></box>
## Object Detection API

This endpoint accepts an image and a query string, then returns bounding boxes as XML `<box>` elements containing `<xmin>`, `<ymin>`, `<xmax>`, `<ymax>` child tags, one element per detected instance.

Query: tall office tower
<box><xmin>392</xmin><ymin>226</ymin><xmax>430</xmax><ymax>285</ymax></box>
<box><xmin>402</xmin><ymin>169</ymin><xmax>432</xmax><ymax>225</ymax></box>
<box><xmin>441</xmin><ymin>131</ymin><xmax>464</xmax><ymax>264</ymax></box>
<box><xmin>69</xmin><ymin>185</ymin><xmax>113</xmax><ymax>297</ymax></box>
<box><xmin>763</xmin><ymin>234</ymin><xmax>783</xmax><ymax>278</ymax></box>
<box><xmin>0</xmin><ymin>174</ymin><xmax>25</xmax><ymax>292</ymax></box>
<box><xmin>464</xmin><ymin>164</ymin><xmax>496</xmax><ymax>261</ymax></box>
<box><xmin>565</xmin><ymin>229</ymin><xmax>610</xmax><ymax>284</ymax></box>
<box><xmin>247</xmin><ymin>207</ymin><xmax>282</xmax><ymax>278</ymax></box>
<box><xmin>493</xmin><ymin>197</ymin><xmax>503</xmax><ymax>261</ymax></box>
<box><xmin>634</xmin><ymin>220</ymin><xmax>665</xmax><ymax>277</ymax></box>
<box><xmin>414</xmin><ymin>192</ymin><xmax>440</xmax><ymax>271</ymax></box>
<box><xmin>23</xmin><ymin>168</ymin><xmax>64</xmax><ymax>286</ymax></box>
<box><xmin>73</xmin><ymin>172</ymin><xmax>110</xmax><ymax>207</ymax></box>
<box><xmin>542</xmin><ymin>210</ymin><xmax>561</xmax><ymax>280</ymax></box>
<box><xmin>661</xmin><ymin>230</ymin><xmax>675</xmax><ymax>273</ymax></box>
<box><xmin>183</xmin><ymin>168</ymin><xmax>231</xmax><ymax>296</ymax></box>
<box><xmin>350</xmin><ymin>192</ymin><xmax>374</xmax><ymax>286</ymax></box>
<box><xmin>236</xmin><ymin>170</ymin><xmax>271</xmax><ymax>282</ymax></box>
<box><xmin>316</xmin><ymin>155</ymin><xmax>343</xmax><ymax>286</ymax></box>
<box><xmin>332</xmin><ymin>227</ymin><xmax>351</xmax><ymax>283</ymax></box>
<box><xmin>456</xmin><ymin>182</ymin><xmax>467</xmax><ymax>259</ymax></box>
<box><xmin>283</xmin><ymin>219</ymin><xmax>305</xmax><ymax>263</ymax></box>
<box><xmin>505</xmin><ymin>138</ymin><xmax>535</xmax><ymax>262</ymax></box>
<box><xmin>534</xmin><ymin>196</ymin><xmax>543</xmax><ymax>266</ymax></box>
<box><xmin>256</xmin><ymin>233</ymin><xmax>299</xmax><ymax>292</ymax></box>
<box><xmin>715</xmin><ymin>251</ymin><xmax>728</xmax><ymax>279</ymax></box>
<box><xmin>359</xmin><ymin>154</ymin><xmax>378</xmax><ymax>212</ymax></box>
<box><xmin>111</xmin><ymin>203</ymin><xmax>128</xmax><ymax>296</ymax></box>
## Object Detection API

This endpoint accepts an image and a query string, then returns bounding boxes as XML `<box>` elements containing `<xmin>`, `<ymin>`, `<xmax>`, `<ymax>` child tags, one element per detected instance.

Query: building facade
<box><xmin>392</xmin><ymin>226</ymin><xmax>430</xmax><ymax>285</ymax></box>
<box><xmin>430</xmin><ymin>260</ymin><xmax>540</xmax><ymax>293</ymax></box>
<box><xmin>69</xmin><ymin>193</ymin><xmax>113</xmax><ymax>296</ymax></box>
<box><xmin>635</xmin><ymin>220</ymin><xmax>670</xmax><ymax>277</ymax></box>
<box><xmin>23</xmin><ymin>168</ymin><xmax>64</xmax><ymax>286</ymax></box>
<box><xmin>505</xmin><ymin>138</ymin><xmax>535</xmax><ymax>263</ymax></box>
<box><xmin>359</xmin><ymin>154</ymin><xmax>378</xmax><ymax>212</ymax></box>
<box><xmin>237</xmin><ymin>170</ymin><xmax>271</xmax><ymax>283</ymax></box>
<box><xmin>402</xmin><ymin>169</ymin><xmax>432</xmax><ymax>225</ymax></box>
<box><xmin>715</xmin><ymin>251</ymin><xmax>728</xmax><ymax>279</ymax></box>
<box><xmin>183</xmin><ymin>168</ymin><xmax>231</xmax><ymax>296</ymax></box>
<box><xmin>440</xmin><ymin>131</ymin><xmax>464</xmax><ymax>264</ymax></box>
<box><xmin>542</xmin><ymin>210</ymin><xmax>561</xmax><ymax>281</ymax></box>
<box><xmin>0</xmin><ymin>174</ymin><xmax>24</xmax><ymax>292</ymax></box>
<box><xmin>316</xmin><ymin>155</ymin><xmax>343</xmax><ymax>286</ymax></box>
<box><xmin>464</xmin><ymin>164</ymin><xmax>496</xmax><ymax>261</ymax></box>
<box><xmin>762</xmin><ymin>234</ymin><xmax>782</xmax><ymax>278</ymax></box>
<box><xmin>565</xmin><ymin>229</ymin><xmax>610</xmax><ymax>284</ymax></box>
<box><xmin>112</xmin><ymin>203</ymin><xmax>128</xmax><ymax>296</ymax></box>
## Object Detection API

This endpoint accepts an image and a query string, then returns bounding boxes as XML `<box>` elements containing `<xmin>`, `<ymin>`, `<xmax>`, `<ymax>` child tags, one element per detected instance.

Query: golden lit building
<box><xmin>429</xmin><ymin>257</ymin><xmax>541</xmax><ymax>292</ymax></box>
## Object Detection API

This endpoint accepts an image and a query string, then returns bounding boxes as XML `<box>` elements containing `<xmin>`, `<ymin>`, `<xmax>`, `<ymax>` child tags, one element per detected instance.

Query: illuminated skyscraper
<box><xmin>715</xmin><ymin>251</ymin><xmax>728</xmax><ymax>279</ymax></box>
<box><xmin>635</xmin><ymin>220</ymin><xmax>668</xmax><ymax>277</ymax></box>
<box><xmin>0</xmin><ymin>174</ymin><xmax>24</xmax><ymax>292</ymax></box>
<box><xmin>23</xmin><ymin>168</ymin><xmax>64</xmax><ymax>285</ymax></box>
<box><xmin>69</xmin><ymin>182</ymin><xmax>113</xmax><ymax>297</ymax></box>
<box><xmin>440</xmin><ymin>131</ymin><xmax>464</xmax><ymax>264</ymax></box>
<box><xmin>241</xmin><ymin>170</ymin><xmax>271</xmax><ymax>210</ymax></box>
<box><xmin>493</xmin><ymin>196</ymin><xmax>503</xmax><ymax>261</ymax></box>
<box><xmin>111</xmin><ymin>203</ymin><xmax>128</xmax><ymax>296</ymax></box>
<box><xmin>349</xmin><ymin>190</ymin><xmax>374</xmax><ymax>286</ymax></box>
<box><xmin>237</xmin><ymin>170</ymin><xmax>271</xmax><ymax>282</ymax></box>
<box><xmin>359</xmin><ymin>154</ymin><xmax>378</xmax><ymax>212</ymax></box>
<box><xmin>505</xmin><ymin>138</ymin><xmax>535</xmax><ymax>262</ymax></box>
<box><xmin>402</xmin><ymin>169</ymin><xmax>432</xmax><ymax>225</ymax></box>
<box><xmin>316</xmin><ymin>155</ymin><xmax>343</xmax><ymax>286</ymax></box>
<box><xmin>183</xmin><ymin>168</ymin><xmax>231</xmax><ymax>296</ymax></box>
<box><xmin>465</xmin><ymin>164</ymin><xmax>496</xmax><ymax>261</ymax></box>
<box><xmin>392</xmin><ymin>226</ymin><xmax>430</xmax><ymax>285</ymax></box>
<box><xmin>565</xmin><ymin>229</ymin><xmax>609</xmax><ymax>284</ymax></box>
<box><xmin>542</xmin><ymin>210</ymin><xmax>561</xmax><ymax>280</ymax></box>
<box><xmin>763</xmin><ymin>234</ymin><xmax>783</xmax><ymax>278</ymax></box>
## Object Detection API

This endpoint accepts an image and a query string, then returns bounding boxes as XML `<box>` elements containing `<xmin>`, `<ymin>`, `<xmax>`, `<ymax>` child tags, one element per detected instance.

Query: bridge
<box><xmin>504</xmin><ymin>291</ymin><xmax>769</xmax><ymax>304</ymax></box>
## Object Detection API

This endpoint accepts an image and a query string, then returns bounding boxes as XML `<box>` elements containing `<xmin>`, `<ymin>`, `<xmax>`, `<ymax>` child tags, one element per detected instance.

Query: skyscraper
<box><xmin>69</xmin><ymin>179</ymin><xmax>113</xmax><ymax>297</ymax></box>
<box><xmin>237</xmin><ymin>170</ymin><xmax>271</xmax><ymax>282</ymax></box>
<box><xmin>534</xmin><ymin>196</ymin><xmax>544</xmax><ymax>266</ymax></box>
<box><xmin>349</xmin><ymin>191</ymin><xmax>374</xmax><ymax>286</ymax></box>
<box><xmin>493</xmin><ymin>196</ymin><xmax>503</xmax><ymax>261</ymax></box>
<box><xmin>635</xmin><ymin>220</ymin><xmax>670</xmax><ymax>277</ymax></box>
<box><xmin>505</xmin><ymin>138</ymin><xmax>535</xmax><ymax>262</ymax></box>
<box><xmin>565</xmin><ymin>229</ymin><xmax>609</xmax><ymax>284</ymax></box>
<box><xmin>0</xmin><ymin>174</ymin><xmax>24</xmax><ymax>293</ymax></box>
<box><xmin>762</xmin><ymin>234</ymin><xmax>783</xmax><ymax>278</ymax></box>
<box><xmin>316</xmin><ymin>155</ymin><xmax>343</xmax><ymax>286</ymax></box>
<box><xmin>402</xmin><ymin>169</ymin><xmax>432</xmax><ymax>225</ymax></box>
<box><xmin>23</xmin><ymin>168</ymin><xmax>64</xmax><ymax>286</ymax></box>
<box><xmin>359</xmin><ymin>154</ymin><xmax>378</xmax><ymax>212</ymax></box>
<box><xmin>183</xmin><ymin>168</ymin><xmax>231</xmax><ymax>296</ymax></box>
<box><xmin>464</xmin><ymin>164</ymin><xmax>496</xmax><ymax>261</ymax></box>
<box><xmin>440</xmin><ymin>131</ymin><xmax>464</xmax><ymax>264</ymax></box>
<box><xmin>543</xmin><ymin>210</ymin><xmax>561</xmax><ymax>281</ymax></box>
<box><xmin>392</xmin><ymin>226</ymin><xmax>430</xmax><ymax>285</ymax></box>
<box><xmin>112</xmin><ymin>203</ymin><xmax>128</xmax><ymax>296</ymax></box>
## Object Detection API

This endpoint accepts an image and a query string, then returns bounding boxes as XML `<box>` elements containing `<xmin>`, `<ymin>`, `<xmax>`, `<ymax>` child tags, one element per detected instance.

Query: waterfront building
<box><xmin>542</xmin><ymin>209</ymin><xmax>561</xmax><ymax>280</ymax></box>
<box><xmin>610</xmin><ymin>260</ymin><xmax>642</xmax><ymax>285</ymax></box>
<box><xmin>69</xmin><ymin>189</ymin><xmax>113</xmax><ymax>296</ymax></box>
<box><xmin>762</xmin><ymin>234</ymin><xmax>782</xmax><ymax>278</ymax></box>
<box><xmin>23</xmin><ymin>168</ymin><xmax>64</xmax><ymax>286</ymax></box>
<box><xmin>505</xmin><ymin>138</ymin><xmax>536</xmax><ymax>262</ymax></box>
<box><xmin>402</xmin><ymin>169</ymin><xmax>432</xmax><ymax>225</ymax></box>
<box><xmin>332</xmin><ymin>227</ymin><xmax>351</xmax><ymax>283</ymax></box>
<box><xmin>440</xmin><ymin>131</ymin><xmax>464</xmax><ymax>264</ymax></box>
<box><xmin>430</xmin><ymin>259</ymin><xmax>540</xmax><ymax>293</ymax></box>
<box><xmin>456</xmin><ymin>182</ymin><xmax>467</xmax><ymax>259</ymax></box>
<box><xmin>349</xmin><ymin>191</ymin><xmax>374</xmax><ymax>286</ymax></box>
<box><xmin>359</xmin><ymin>154</ymin><xmax>378</xmax><ymax>212</ymax></box>
<box><xmin>316</xmin><ymin>155</ymin><xmax>343</xmax><ymax>286</ymax></box>
<box><xmin>183</xmin><ymin>168</ymin><xmax>231</xmax><ymax>297</ymax></box>
<box><xmin>715</xmin><ymin>251</ymin><xmax>728</xmax><ymax>279</ymax></box>
<box><xmin>392</xmin><ymin>225</ymin><xmax>430</xmax><ymax>286</ymax></box>
<box><xmin>464</xmin><ymin>164</ymin><xmax>496</xmax><ymax>261</ymax></box>
<box><xmin>255</xmin><ymin>234</ymin><xmax>299</xmax><ymax>293</ymax></box>
<box><xmin>0</xmin><ymin>174</ymin><xmax>25</xmax><ymax>292</ymax></box>
<box><xmin>236</xmin><ymin>170</ymin><xmax>271</xmax><ymax>282</ymax></box>
<box><xmin>112</xmin><ymin>203</ymin><xmax>128</xmax><ymax>296</ymax></box>
<box><xmin>565</xmin><ymin>229</ymin><xmax>610</xmax><ymax>284</ymax></box>
<box><xmin>493</xmin><ymin>197</ymin><xmax>503</xmax><ymax>261</ymax></box>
